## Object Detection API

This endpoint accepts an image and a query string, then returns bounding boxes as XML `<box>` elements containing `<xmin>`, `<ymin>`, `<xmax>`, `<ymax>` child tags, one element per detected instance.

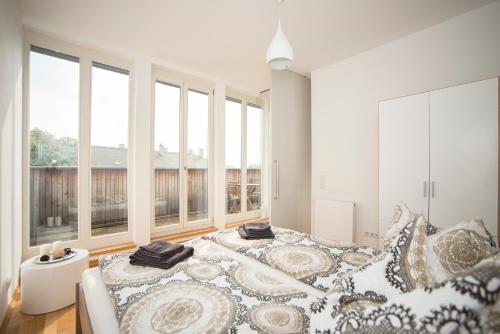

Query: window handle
<box><xmin>423</xmin><ymin>181</ymin><xmax>427</xmax><ymax>198</ymax></box>
<box><xmin>431</xmin><ymin>181</ymin><xmax>435</xmax><ymax>198</ymax></box>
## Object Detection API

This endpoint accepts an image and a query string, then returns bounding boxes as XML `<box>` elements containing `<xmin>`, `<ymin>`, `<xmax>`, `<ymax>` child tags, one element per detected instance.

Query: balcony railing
<box><xmin>29</xmin><ymin>166</ymin><xmax>261</xmax><ymax>244</ymax></box>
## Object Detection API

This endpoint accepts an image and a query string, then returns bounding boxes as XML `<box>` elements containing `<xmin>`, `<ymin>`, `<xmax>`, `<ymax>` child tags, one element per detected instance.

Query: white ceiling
<box><xmin>21</xmin><ymin>0</ymin><xmax>497</xmax><ymax>93</ymax></box>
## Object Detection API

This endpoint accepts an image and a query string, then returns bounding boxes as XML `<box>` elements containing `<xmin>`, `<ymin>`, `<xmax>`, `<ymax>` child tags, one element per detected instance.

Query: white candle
<box><xmin>40</xmin><ymin>244</ymin><xmax>52</xmax><ymax>256</ymax></box>
<box><xmin>51</xmin><ymin>240</ymin><xmax>62</xmax><ymax>254</ymax></box>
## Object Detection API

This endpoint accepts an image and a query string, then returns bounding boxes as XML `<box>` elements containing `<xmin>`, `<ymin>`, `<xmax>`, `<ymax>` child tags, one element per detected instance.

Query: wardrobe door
<box><xmin>429</xmin><ymin>78</ymin><xmax>498</xmax><ymax>235</ymax></box>
<box><xmin>379</xmin><ymin>92</ymin><xmax>429</xmax><ymax>237</ymax></box>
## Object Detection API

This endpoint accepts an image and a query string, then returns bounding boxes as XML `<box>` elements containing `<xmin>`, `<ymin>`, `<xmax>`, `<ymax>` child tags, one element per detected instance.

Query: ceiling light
<box><xmin>266</xmin><ymin>1</ymin><xmax>293</xmax><ymax>70</ymax></box>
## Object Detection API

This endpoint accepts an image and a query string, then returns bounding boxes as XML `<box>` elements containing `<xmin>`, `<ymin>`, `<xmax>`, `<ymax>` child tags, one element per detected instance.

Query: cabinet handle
<box><xmin>431</xmin><ymin>181</ymin><xmax>435</xmax><ymax>198</ymax></box>
<box><xmin>274</xmin><ymin>160</ymin><xmax>279</xmax><ymax>199</ymax></box>
<box><xmin>423</xmin><ymin>181</ymin><xmax>427</xmax><ymax>198</ymax></box>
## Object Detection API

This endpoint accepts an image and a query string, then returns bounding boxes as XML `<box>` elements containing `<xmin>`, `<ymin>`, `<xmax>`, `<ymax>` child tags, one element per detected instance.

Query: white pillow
<box><xmin>328</xmin><ymin>214</ymin><xmax>428</xmax><ymax>298</ymax></box>
<box><xmin>425</xmin><ymin>218</ymin><xmax>498</xmax><ymax>284</ymax></box>
<box><xmin>311</xmin><ymin>253</ymin><xmax>499</xmax><ymax>334</ymax></box>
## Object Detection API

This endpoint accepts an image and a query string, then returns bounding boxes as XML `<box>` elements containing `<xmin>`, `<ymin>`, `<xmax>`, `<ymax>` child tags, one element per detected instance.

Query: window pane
<box><xmin>154</xmin><ymin>82</ymin><xmax>181</xmax><ymax>227</ymax></box>
<box><xmin>187</xmin><ymin>90</ymin><xmax>209</xmax><ymax>221</ymax></box>
<box><xmin>247</xmin><ymin>104</ymin><xmax>262</xmax><ymax>211</ymax></box>
<box><xmin>90</xmin><ymin>63</ymin><xmax>129</xmax><ymax>236</ymax></box>
<box><xmin>225</xmin><ymin>99</ymin><xmax>242</xmax><ymax>214</ymax></box>
<box><xmin>29</xmin><ymin>47</ymin><xmax>79</xmax><ymax>246</ymax></box>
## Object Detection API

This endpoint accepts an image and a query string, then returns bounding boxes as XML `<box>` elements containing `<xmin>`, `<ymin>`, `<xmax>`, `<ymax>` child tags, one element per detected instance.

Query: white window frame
<box><xmin>150</xmin><ymin>66</ymin><xmax>215</xmax><ymax>237</ymax></box>
<box><xmin>22</xmin><ymin>31</ymin><xmax>134</xmax><ymax>258</ymax></box>
<box><xmin>225</xmin><ymin>89</ymin><xmax>268</xmax><ymax>223</ymax></box>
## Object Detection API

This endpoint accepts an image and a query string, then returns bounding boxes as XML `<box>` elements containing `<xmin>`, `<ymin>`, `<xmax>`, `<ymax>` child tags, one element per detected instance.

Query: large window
<box><xmin>225</xmin><ymin>95</ymin><xmax>265</xmax><ymax>221</ymax></box>
<box><xmin>225</xmin><ymin>98</ymin><xmax>242</xmax><ymax>214</ymax></box>
<box><xmin>246</xmin><ymin>103</ymin><xmax>263</xmax><ymax>211</ymax></box>
<box><xmin>154</xmin><ymin>82</ymin><xmax>181</xmax><ymax>227</ymax></box>
<box><xmin>90</xmin><ymin>63</ymin><xmax>130</xmax><ymax>236</ymax></box>
<box><xmin>28</xmin><ymin>46</ymin><xmax>80</xmax><ymax>246</ymax></box>
<box><xmin>26</xmin><ymin>37</ymin><xmax>132</xmax><ymax>254</ymax></box>
<box><xmin>152</xmin><ymin>75</ymin><xmax>213</xmax><ymax>234</ymax></box>
<box><xmin>187</xmin><ymin>89</ymin><xmax>209</xmax><ymax>222</ymax></box>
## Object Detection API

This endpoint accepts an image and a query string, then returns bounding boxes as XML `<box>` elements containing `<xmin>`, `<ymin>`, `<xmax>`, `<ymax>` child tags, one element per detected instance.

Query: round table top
<box><xmin>22</xmin><ymin>248</ymin><xmax>89</xmax><ymax>271</ymax></box>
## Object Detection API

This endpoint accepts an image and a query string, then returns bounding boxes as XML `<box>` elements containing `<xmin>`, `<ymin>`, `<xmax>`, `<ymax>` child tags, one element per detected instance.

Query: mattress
<box><xmin>82</xmin><ymin>267</ymin><xmax>120</xmax><ymax>334</ymax></box>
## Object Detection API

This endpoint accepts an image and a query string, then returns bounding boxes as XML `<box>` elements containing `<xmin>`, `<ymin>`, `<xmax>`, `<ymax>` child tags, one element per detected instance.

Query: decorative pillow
<box><xmin>425</xmin><ymin>218</ymin><xmax>498</xmax><ymax>285</ymax></box>
<box><xmin>328</xmin><ymin>214</ymin><xmax>428</xmax><ymax>298</ymax></box>
<box><xmin>311</xmin><ymin>253</ymin><xmax>500</xmax><ymax>334</ymax></box>
<box><xmin>383</xmin><ymin>202</ymin><xmax>438</xmax><ymax>250</ymax></box>
<box><xmin>383</xmin><ymin>202</ymin><xmax>415</xmax><ymax>249</ymax></box>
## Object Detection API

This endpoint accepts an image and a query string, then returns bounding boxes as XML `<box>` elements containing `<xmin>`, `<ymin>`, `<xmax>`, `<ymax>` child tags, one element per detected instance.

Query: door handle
<box><xmin>274</xmin><ymin>160</ymin><xmax>279</xmax><ymax>199</ymax></box>
<box><xmin>423</xmin><ymin>181</ymin><xmax>427</xmax><ymax>198</ymax></box>
<box><xmin>431</xmin><ymin>181</ymin><xmax>435</xmax><ymax>198</ymax></box>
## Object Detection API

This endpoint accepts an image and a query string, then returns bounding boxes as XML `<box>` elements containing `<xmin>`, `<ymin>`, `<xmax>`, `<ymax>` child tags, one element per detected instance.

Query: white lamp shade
<box><xmin>266</xmin><ymin>19</ymin><xmax>294</xmax><ymax>70</ymax></box>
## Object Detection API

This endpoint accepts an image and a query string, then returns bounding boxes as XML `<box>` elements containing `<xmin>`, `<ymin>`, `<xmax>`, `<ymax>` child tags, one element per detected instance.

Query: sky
<box><xmin>29</xmin><ymin>50</ymin><xmax>262</xmax><ymax>170</ymax></box>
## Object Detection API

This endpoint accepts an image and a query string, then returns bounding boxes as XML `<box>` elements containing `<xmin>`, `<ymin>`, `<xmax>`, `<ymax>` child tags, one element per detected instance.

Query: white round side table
<box><xmin>21</xmin><ymin>248</ymin><xmax>89</xmax><ymax>314</ymax></box>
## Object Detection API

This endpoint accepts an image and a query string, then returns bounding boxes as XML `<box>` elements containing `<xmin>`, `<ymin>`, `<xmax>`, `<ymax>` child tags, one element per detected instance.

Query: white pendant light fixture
<box><xmin>266</xmin><ymin>0</ymin><xmax>293</xmax><ymax>70</ymax></box>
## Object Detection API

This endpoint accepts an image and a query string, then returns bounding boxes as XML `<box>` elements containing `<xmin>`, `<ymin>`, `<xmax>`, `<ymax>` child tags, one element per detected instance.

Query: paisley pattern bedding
<box><xmin>99</xmin><ymin>239</ymin><xmax>318</xmax><ymax>334</ymax></box>
<box><xmin>97</xmin><ymin>225</ymin><xmax>499</xmax><ymax>334</ymax></box>
<box><xmin>310</xmin><ymin>253</ymin><xmax>500</xmax><ymax>334</ymax></box>
<box><xmin>207</xmin><ymin>227</ymin><xmax>377</xmax><ymax>291</ymax></box>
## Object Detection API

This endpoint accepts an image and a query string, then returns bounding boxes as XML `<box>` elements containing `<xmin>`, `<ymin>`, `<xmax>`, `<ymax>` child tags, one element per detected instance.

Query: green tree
<box><xmin>30</xmin><ymin>128</ymin><xmax>77</xmax><ymax>166</ymax></box>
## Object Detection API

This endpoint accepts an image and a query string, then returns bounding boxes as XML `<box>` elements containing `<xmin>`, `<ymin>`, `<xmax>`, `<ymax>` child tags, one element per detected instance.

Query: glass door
<box><xmin>152</xmin><ymin>78</ymin><xmax>212</xmax><ymax>234</ymax></box>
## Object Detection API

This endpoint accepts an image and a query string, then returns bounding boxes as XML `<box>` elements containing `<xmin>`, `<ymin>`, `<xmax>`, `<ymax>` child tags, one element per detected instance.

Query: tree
<box><xmin>30</xmin><ymin>128</ymin><xmax>78</xmax><ymax>167</ymax></box>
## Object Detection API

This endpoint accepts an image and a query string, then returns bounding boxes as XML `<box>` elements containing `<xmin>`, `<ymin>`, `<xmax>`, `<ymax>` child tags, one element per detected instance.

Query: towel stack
<box><xmin>238</xmin><ymin>222</ymin><xmax>275</xmax><ymax>239</ymax></box>
<box><xmin>129</xmin><ymin>241</ymin><xmax>193</xmax><ymax>270</ymax></box>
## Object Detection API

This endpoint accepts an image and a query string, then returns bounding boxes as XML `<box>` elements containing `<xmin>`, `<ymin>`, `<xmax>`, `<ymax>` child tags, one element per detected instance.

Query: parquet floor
<box><xmin>1</xmin><ymin>286</ymin><xmax>76</xmax><ymax>334</ymax></box>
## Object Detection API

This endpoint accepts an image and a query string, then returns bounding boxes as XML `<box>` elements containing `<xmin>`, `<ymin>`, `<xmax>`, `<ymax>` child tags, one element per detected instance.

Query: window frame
<box><xmin>225</xmin><ymin>89</ymin><xmax>268</xmax><ymax>223</ymax></box>
<box><xmin>22</xmin><ymin>31</ymin><xmax>134</xmax><ymax>258</ymax></box>
<box><xmin>150</xmin><ymin>66</ymin><xmax>215</xmax><ymax>237</ymax></box>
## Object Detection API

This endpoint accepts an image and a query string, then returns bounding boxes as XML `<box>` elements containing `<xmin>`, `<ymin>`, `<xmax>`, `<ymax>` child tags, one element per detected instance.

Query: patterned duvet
<box><xmin>98</xmin><ymin>227</ymin><xmax>378</xmax><ymax>333</ymax></box>
<box><xmin>208</xmin><ymin>227</ymin><xmax>377</xmax><ymax>291</ymax></box>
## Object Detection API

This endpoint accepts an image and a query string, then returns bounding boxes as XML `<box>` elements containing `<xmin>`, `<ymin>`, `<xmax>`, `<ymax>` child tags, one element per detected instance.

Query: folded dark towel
<box><xmin>244</xmin><ymin>222</ymin><xmax>271</xmax><ymax>231</ymax></box>
<box><xmin>130</xmin><ymin>246</ymin><xmax>194</xmax><ymax>270</ymax></box>
<box><xmin>139</xmin><ymin>241</ymin><xmax>184</xmax><ymax>260</ymax></box>
<box><xmin>238</xmin><ymin>225</ymin><xmax>274</xmax><ymax>240</ymax></box>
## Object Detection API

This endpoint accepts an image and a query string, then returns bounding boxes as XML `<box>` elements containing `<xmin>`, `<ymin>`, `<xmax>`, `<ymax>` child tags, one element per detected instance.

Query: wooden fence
<box><xmin>29</xmin><ymin>167</ymin><xmax>261</xmax><ymax>229</ymax></box>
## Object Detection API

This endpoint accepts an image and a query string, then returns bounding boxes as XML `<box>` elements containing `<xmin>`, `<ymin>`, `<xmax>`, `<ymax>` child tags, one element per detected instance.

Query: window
<box><xmin>28</xmin><ymin>46</ymin><xmax>80</xmax><ymax>246</ymax></box>
<box><xmin>90</xmin><ymin>63</ymin><xmax>130</xmax><ymax>236</ymax></box>
<box><xmin>187</xmin><ymin>89</ymin><xmax>209</xmax><ymax>222</ymax></box>
<box><xmin>25</xmin><ymin>36</ymin><xmax>132</xmax><ymax>256</ymax></box>
<box><xmin>152</xmin><ymin>73</ymin><xmax>213</xmax><ymax>235</ymax></box>
<box><xmin>154</xmin><ymin>82</ymin><xmax>181</xmax><ymax>227</ymax></box>
<box><xmin>225</xmin><ymin>94</ymin><xmax>266</xmax><ymax>222</ymax></box>
<box><xmin>225</xmin><ymin>98</ymin><xmax>242</xmax><ymax>214</ymax></box>
<box><xmin>246</xmin><ymin>103</ymin><xmax>263</xmax><ymax>211</ymax></box>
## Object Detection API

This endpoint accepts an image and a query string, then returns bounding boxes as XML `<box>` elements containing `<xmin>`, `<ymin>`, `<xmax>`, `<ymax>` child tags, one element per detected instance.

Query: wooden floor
<box><xmin>2</xmin><ymin>287</ymin><xmax>75</xmax><ymax>334</ymax></box>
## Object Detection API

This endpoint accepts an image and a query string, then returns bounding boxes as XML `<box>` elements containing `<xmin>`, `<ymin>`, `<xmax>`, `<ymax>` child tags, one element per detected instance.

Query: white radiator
<box><xmin>312</xmin><ymin>199</ymin><xmax>355</xmax><ymax>243</ymax></box>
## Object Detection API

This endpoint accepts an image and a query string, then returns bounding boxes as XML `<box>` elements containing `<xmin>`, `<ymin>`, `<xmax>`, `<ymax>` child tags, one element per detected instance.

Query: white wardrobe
<box><xmin>379</xmin><ymin>78</ymin><xmax>499</xmax><ymax>239</ymax></box>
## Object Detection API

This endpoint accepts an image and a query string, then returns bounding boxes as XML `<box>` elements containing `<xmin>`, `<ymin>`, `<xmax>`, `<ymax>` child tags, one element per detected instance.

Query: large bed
<box><xmin>77</xmin><ymin>221</ymin><xmax>500</xmax><ymax>334</ymax></box>
<box><xmin>77</xmin><ymin>227</ymin><xmax>377</xmax><ymax>334</ymax></box>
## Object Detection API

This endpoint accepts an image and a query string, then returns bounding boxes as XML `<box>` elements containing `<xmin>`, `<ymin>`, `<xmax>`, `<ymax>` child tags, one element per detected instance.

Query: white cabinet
<box><xmin>379</xmin><ymin>78</ymin><xmax>498</xmax><ymax>239</ymax></box>
<box><xmin>379</xmin><ymin>92</ymin><xmax>430</xmax><ymax>235</ymax></box>
<box><xmin>270</xmin><ymin>70</ymin><xmax>311</xmax><ymax>233</ymax></box>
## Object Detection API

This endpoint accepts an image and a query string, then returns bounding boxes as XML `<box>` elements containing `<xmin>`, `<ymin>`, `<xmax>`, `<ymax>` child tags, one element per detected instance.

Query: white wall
<box><xmin>0</xmin><ymin>0</ymin><xmax>23</xmax><ymax>322</ymax></box>
<box><xmin>271</xmin><ymin>70</ymin><xmax>311</xmax><ymax>233</ymax></box>
<box><xmin>311</xmin><ymin>1</ymin><xmax>500</xmax><ymax>247</ymax></box>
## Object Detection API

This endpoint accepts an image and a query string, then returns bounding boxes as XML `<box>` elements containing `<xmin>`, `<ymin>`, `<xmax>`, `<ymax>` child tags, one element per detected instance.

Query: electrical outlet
<box><xmin>3</xmin><ymin>278</ymin><xmax>12</xmax><ymax>291</ymax></box>
<box><xmin>364</xmin><ymin>232</ymin><xmax>378</xmax><ymax>238</ymax></box>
